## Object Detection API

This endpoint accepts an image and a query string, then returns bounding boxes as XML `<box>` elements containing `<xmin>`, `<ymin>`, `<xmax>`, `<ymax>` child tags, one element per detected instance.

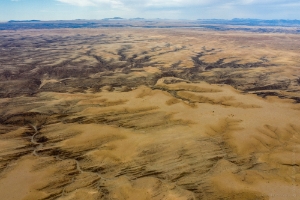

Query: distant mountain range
<box><xmin>8</xmin><ymin>20</ymin><xmax>41</xmax><ymax>23</ymax></box>
<box><xmin>197</xmin><ymin>18</ymin><xmax>300</xmax><ymax>26</ymax></box>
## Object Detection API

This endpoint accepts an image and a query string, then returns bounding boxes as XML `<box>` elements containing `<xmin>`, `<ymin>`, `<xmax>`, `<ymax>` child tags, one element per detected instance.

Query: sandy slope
<box><xmin>0</xmin><ymin>79</ymin><xmax>299</xmax><ymax>199</ymax></box>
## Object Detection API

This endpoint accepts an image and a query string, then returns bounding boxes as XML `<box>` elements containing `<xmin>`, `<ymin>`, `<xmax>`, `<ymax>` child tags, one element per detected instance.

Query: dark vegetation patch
<box><xmin>0</xmin><ymin>112</ymin><xmax>48</xmax><ymax>126</ymax></box>
<box><xmin>0</xmin><ymin>32</ymin><xmax>299</xmax><ymax>103</ymax></box>
<box><xmin>297</xmin><ymin>77</ymin><xmax>300</xmax><ymax>85</ymax></box>
<box><xmin>246</xmin><ymin>82</ymin><xmax>290</xmax><ymax>91</ymax></box>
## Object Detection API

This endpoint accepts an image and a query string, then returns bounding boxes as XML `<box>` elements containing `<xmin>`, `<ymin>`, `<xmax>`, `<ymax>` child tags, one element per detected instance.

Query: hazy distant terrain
<box><xmin>1</xmin><ymin>19</ymin><xmax>300</xmax><ymax>33</ymax></box>
<box><xmin>0</xmin><ymin>24</ymin><xmax>300</xmax><ymax>199</ymax></box>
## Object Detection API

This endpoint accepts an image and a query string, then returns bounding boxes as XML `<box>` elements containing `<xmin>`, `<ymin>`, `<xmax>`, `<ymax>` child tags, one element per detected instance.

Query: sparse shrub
<box><xmin>297</xmin><ymin>77</ymin><xmax>300</xmax><ymax>85</ymax></box>
<box><xmin>2</xmin><ymin>69</ymin><xmax>12</xmax><ymax>80</ymax></box>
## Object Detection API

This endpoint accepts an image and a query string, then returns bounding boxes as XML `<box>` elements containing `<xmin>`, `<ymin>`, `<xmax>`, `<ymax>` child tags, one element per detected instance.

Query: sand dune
<box><xmin>0</xmin><ymin>28</ymin><xmax>300</xmax><ymax>199</ymax></box>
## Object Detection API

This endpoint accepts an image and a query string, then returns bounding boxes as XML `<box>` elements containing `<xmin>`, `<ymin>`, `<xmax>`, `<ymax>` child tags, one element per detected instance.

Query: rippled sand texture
<box><xmin>0</xmin><ymin>28</ymin><xmax>300</xmax><ymax>200</ymax></box>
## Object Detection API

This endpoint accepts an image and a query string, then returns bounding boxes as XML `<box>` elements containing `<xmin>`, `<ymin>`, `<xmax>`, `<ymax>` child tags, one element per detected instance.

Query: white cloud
<box><xmin>57</xmin><ymin>0</ymin><xmax>96</xmax><ymax>6</ymax></box>
<box><xmin>56</xmin><ymin>0</ymin><xmax>223</xmax><ymax>7</ymax></box>
<box><xmin>55</xmin><ymin>0</ymin><xmax>300</xmax><ymax>19</ymax></box>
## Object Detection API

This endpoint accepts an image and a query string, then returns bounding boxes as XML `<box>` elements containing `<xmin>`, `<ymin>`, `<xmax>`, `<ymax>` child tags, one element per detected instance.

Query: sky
<box><xmin>0</xmin><ymin>0</ymin><xmax>300</xmax><ymax>21</ymax></box>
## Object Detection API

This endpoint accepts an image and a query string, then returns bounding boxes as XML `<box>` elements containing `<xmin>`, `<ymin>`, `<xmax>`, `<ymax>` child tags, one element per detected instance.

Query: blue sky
<box><xmin>1</xmin><ymin>0</ymin><xmax>300</xmax><ymax>21</ymax></box>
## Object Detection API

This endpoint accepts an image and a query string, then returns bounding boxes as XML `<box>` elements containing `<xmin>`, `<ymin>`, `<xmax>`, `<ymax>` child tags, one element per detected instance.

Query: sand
<box><xmin>0</xmin><ymin>28</ymin><xmax>300</xmax><ymax>199</ymax></box>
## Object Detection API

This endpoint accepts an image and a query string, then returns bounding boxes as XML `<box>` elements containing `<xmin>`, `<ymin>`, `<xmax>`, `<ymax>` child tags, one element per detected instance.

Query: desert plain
<box><xmin>0</xmin><ymin>26</ymin><xmax>300</xmax><ymax>200</ymax></box>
